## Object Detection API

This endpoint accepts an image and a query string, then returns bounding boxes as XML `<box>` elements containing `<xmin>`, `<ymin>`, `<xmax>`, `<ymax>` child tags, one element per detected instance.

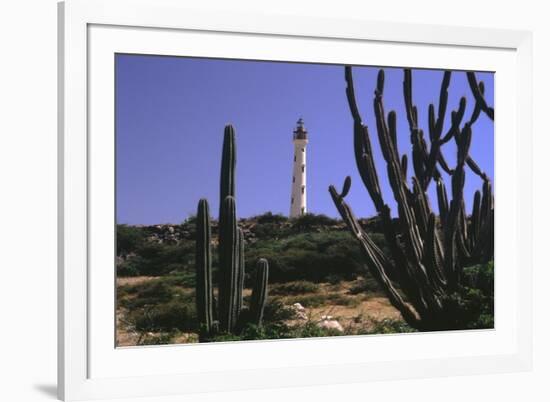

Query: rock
<box><xmin>318</xmin><ymin>318</ymin><xmax>344</xmax><ymax>332</ymax></box>
<box><xmin>291</xmin><ymin>303</ymin><xmax>308</xmax><ymax>320</ymax></box>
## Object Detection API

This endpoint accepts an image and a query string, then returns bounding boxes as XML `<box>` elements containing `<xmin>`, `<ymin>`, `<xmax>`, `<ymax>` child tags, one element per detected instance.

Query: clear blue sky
<box><xmin>116</xmin><ymin>54</ymin><xmax>494</xmax><ymax>225</ymax></box>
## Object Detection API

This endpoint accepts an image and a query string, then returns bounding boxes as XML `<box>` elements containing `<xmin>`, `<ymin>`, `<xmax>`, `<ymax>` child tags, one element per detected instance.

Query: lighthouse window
<box><xmin>301</xmin><ymin>165</ymin><xmax>305</xmax><ymax>173</ymax></box>
<box><xmin>301</xmin><ymin>186</ymin><xmax>304</xmax><ymax>194</ymax></box>
<box><xmin>293</xmin><ymin>176</ymin><xmax>295</xmax><ymax>183</ymax></box>
<box><xmin>294</xmin><ymin>155</ymin><xmax>296</xmax><ymax>162</ymax></box>
<box><xmin>301</xmin><ymin>148</ymin><xmax>304</xmax><ymax>152</ymax></box>
<box><xmin>291</xmin><ymin>197</ymin><xmax>294</xmax><ymax>204</ymax></box>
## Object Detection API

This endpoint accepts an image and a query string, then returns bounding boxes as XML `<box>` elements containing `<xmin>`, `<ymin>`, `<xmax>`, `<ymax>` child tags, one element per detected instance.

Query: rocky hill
<box><xmin>127</xmin><ymin>213</ymin><xmax>384</xmax><ymax>246</ymax></box>
<box><xmin>116</xmin><ymin>212</ymin><xmax>388</xmax><ymax>282</ymax></box>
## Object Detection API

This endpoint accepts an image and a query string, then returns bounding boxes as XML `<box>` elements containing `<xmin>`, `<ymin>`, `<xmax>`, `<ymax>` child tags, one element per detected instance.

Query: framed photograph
<box><xmin>58</xmin><ymin>0</ymin><xmax>533</xmax><ymax>400</ymax></box>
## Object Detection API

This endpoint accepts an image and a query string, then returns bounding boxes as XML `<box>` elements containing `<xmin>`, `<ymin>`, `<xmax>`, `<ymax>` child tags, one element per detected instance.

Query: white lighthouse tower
<box><xmin>290</xmin><ymin>118</ymin><xmax>308</xmax><ymax>218</ymax></box>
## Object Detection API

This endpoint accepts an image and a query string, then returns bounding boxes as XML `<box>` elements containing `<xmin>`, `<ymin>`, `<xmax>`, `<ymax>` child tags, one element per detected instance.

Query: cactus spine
<box><xmin>195</xmin><ymin>124</ymin><xmax>269</xmax><ymax>338</ymax></box>
<box><xmin>330</xmin><ymin>67</ymin><xmax>494</xmax><ymax>331</ymax></box>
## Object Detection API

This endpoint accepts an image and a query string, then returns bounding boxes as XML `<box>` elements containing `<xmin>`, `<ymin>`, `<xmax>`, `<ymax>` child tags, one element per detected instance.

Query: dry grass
<box><xmin>117</xmin><ymin>276</ymin><xmax>156</xmax><ymax>287</ymax></box>
<box><xmin>115</xmin><ymin>276</ymin><xmax>404</xmax><ymax>346</ymax></box>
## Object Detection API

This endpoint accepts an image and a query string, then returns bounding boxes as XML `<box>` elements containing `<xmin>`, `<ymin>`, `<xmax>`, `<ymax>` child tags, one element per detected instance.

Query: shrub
<box><xmin>269</xmin><ymin>281</ymin><xmax>319</xmax><ymax>295</ymax></box>
<box><xmin>254</xmin><ymin>212</ymin><xmax>288</xmax><ymax>224</ymax></box>
<box><xmin>291</xmin><ymin>213</ymin><xmax>338</xmax><ymax>229</ymax></box>
<box><xmin>348</xmin><ymin>276</ymin><xmax>383</xmax><ymax>295</ymax></box>
<box><xmin>292</xmin><ymin>321</ymin><xmax>343</xmax><ymax>338</ymax></box>
<box><xmin>245</xmin><ymin>231</ymin><xmax>366</xmax><ymax>283</ymax></box>
<box><xmin>117</xmin><ymin>259</ymin><xmax>141</xmax><ymax>277</ymax></box>
<box><xmin>117</xmin><ymin>225</ymin><xmax>145</xmax><ymax>255</ymax></box>
<box><xmin>131</xmin><ymin>300</ymin><xmax>197</xmax><ymax>332</ymax></box>
<box><xmin>126</xmin><ymin>241</ymin><xmax>196</xmax><ymax>276</ymax></box>
<box><xmin>367</xmin><ymin>318</ymin><xmax>416</xmax><ymax>334</ymax></box>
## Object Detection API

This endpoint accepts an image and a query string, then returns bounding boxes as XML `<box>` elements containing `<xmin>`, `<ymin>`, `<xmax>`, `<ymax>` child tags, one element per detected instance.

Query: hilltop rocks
<box><xmin>135</xmin><ymin>214</ymin><xmax>383</xmax><ymax>246</ymax></box>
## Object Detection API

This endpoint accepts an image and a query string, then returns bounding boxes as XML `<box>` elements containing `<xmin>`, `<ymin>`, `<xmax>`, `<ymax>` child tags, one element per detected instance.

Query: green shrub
<box><xmin>270</xmin><ymin>281</ymin><xmax>320</xmax><ymax>295</ymax></box>
<box><xmin>348</xmin><ymin>276</ymin><xmax>382</xmax><ymax>295</ymax></box>
<box><xmin>367</xmin><ymin>318</ymin><xmax>416</xmax><ymax>334</ymax></box>
<box><xmin>432</xmin><ymin>261</ymin><xmax>494</xmax><ymax>330</ymax></box>
<box><xmin>245</xmin><ymin>231</ymin><xmax>366</xmax><ymax>283</ymax></box>
<box><xmin>262</xmin><ymin>299</ymin><xmax>297</xmax><ymax>322</ymax></box>
<box><xmin>292</xmin><ymin>321</ymin><xmax>343</xmax><ymax>338</ymax></box>
<box><xmin>117</xmin><ymin>225</ymin><xmax>145</xmax><ymax>255</ymax></box>
<box><xmin>117</xmin><ymin>260</ymin><xmax>141</xmax><ymax>277</ymax></box>
<box><xmin>131</xmin><ymin>300</ymin><xmax>197</xmax><ymax>332</ymax></box>
<box><xmin>124</xmin><ymin>241</ymin><xmax>196</xmax><ymax>276</ymax></box>
<box><xmin>291</xmin><ymin>213</ymin><xmax>338</xmax><ymax>229</ymax></box>
<box><xmin>254</xmin><ymin>212</ymin><xmax>288</xmax><ymax>224</ymax></box>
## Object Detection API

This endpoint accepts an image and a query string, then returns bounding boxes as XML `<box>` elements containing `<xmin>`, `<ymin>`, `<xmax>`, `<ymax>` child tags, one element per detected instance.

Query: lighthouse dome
<box><xmin>293</xmin><ymin>117</ymin><xmax>308</xmax><ymax>140</ymax></box>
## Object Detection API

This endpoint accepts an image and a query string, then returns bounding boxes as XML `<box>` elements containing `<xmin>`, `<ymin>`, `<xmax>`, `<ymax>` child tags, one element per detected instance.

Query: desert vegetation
<box><xmin>116</xmin><ymin>66</ymin><xmax>494</xmax><ymax>346</ymax></box>
<box><xmin>116</xmin><ymin>213</ymin><xmax>493</xmax><ymax>345</ymax></box>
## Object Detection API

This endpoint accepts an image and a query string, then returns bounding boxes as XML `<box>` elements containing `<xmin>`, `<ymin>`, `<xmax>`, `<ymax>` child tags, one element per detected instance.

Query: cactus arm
<box><xmin>422</xmin><ymin>71</ymin><xmax>452</xmax><ymax>190</ymax></box>
<box><xmin>467</xmin><ymin>72</ymin><xmax>494</xmax><ymax>120</ymax></box>
<box><xmin>195</xmin><ymin>199</ymin><xmax>213</xmax><ymax>335</ymax></box>
<box><xmin>329</xmin><ymin>183</ymin><xmax>421</xmax><ymax>328</ymax></box>
<box><xmin>436</xmin><ymin>178</ymin><xmax>449</xmax><ymax>228</ymax></box>
<box><xmin>423</xmin><ymin>213</ymin><xmax>446</xmax><ymax>290</ymax></box>
<box><xmin>236</xmin><ymin>228</ymin><xmax>245</xmax><ymax>319</ymax></box>
<box><xmin>344</xmin><ymin>66</ymin><xmax>385</xmax><ymax>211</ymax></box>
<box><xmin>470</xmin><ymin>190</ymin><xmax>482</xmax><ymax>250</ymax></box>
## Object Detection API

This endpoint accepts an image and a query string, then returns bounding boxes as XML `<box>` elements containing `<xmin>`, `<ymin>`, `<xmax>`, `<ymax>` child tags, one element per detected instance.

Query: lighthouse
<box><xmin>290</xmin><ymin>118</ymin><xmax>308</xmax><ymax>218</ymax></box>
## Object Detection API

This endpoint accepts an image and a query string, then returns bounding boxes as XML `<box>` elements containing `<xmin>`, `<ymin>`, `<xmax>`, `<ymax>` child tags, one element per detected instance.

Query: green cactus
<box><xmin>329</xmin><ymin>67</ymin><xmax>494</xmax><ymax>331</ymax></box>
<box><xmin>250</xmin><ymin>258</ymin><xmax>269</xmax><ymax>326</ymax></box>
<box><xmin>218</xmin><ymin>195</ymin><xmax>240</xmax><ymax>333</ymax></box>
<box><xmin>236</xmin><ymin>228</ymin><xmax>245</xmax><ymax>317</ymax></box>
<box><xmin>219</xmin><ymin>125</ymin><xmax>236</xmax><ymax>221</ymax></box>
<box><xmin>195</xmin><ymin>124</ymin><xmax>269</xmax><ymax>338</ymax></box>
<box><xmin>195</xmin><ymin>198</ymin><xmax>213</xmax><ymax>336</ymax></box>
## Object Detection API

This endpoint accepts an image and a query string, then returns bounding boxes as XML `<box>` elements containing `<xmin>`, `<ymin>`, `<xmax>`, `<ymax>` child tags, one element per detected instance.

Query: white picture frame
<box><xmin>58</xmin><ymin>0</ymin><xmax>533</xmax><ymax>400</ymax></box>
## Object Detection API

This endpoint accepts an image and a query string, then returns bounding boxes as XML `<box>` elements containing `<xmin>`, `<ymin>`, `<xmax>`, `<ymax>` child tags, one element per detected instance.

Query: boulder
<box><xmin>318</xmin><ymin>317</ymin><xmax>344</xmax><ymax>333</ymax></box>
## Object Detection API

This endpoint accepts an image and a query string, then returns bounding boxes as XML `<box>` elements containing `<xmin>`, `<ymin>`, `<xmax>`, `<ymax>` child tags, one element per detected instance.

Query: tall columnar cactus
<box><xmin>195</xmin><ymin>199</ymin><xmax>213</xmax><ymax>335</ymax></box>
<box><xmin>250</xmin><ymin>259</ymin><xmax>269</xmax><ymax>326</ymax></box>
<box><xmin>195</xmin><ymin>125</ymin><xmax>269</xmax><ymax>338</ymax></box>
<box><xmin>330</xmin><ymin>67</ymin><xmax>494</xmax><ymax>331</ymax></box>
<box><xmin>219</xmin><ymin>125</ymin><xmax>236</xmax><ymax>220</ymax></box>
<box><xmin>218</xmin><ymin>195</ymin><xmax>240</xmax><ymax>332</ymax></box>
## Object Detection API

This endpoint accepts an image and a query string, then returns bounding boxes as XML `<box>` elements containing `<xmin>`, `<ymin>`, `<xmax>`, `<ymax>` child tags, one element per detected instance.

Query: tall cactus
<box><xmin>195</xmin><ymin>198</ymin><xmax>213</xmax><ymax>336</ymax></box>
<box><xmin>218</xmin><ymin>195</ymin><xmax>240</xmax><ymax>333</ymax></box>
<box><xmin>330</xmin><ymin>67</ymin><xmax>494</xmax><ymax>331</ymax></box>
<box><xmin>195</xmin><ymin>124</ymin><xmax>270</xmax><ymax>338</ymax></box>
<box><xmin>250</xmin><ymin>258</ymin><xmax>269</xmax><ymax>326</ymax></box>
<box><xmin>219</xmin><ymin>125</ymin><xmax>236</xmax><ymax>220</ymax></box>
